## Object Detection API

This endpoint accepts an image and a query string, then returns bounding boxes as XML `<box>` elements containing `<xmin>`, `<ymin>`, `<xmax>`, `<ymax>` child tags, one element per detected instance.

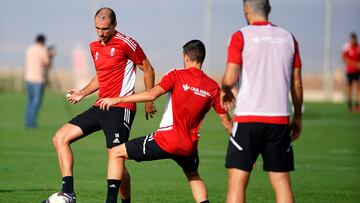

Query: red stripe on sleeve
<box><xmin>227</xmin><ymin>31</ymin><xmax>244</xmax><ymax>65</ymax></box>
<box><xmin>292</xmin><ymin>36</ymin><xmax>302</xmax><ymax>69</ymax></box>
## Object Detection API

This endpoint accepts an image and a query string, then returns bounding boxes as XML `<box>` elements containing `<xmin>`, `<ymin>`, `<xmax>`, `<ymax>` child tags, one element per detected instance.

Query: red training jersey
<box><xmin>154</xmin><ymin>68</ymin><xmax>226</xmax><ymax>156</ymax></box>
<box><xmin>342</xmin><ymin>42</ymin><xmax>360</xmax><ymax>74</ymax></box>
<box><xmin>90</xmin><ymin>31</ymin><xmax>147</xmax><ymax>111</ymax></box>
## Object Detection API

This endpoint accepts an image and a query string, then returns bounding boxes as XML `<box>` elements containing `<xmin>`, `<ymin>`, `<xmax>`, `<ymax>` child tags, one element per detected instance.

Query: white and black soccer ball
<box><xmin>46</xmin><ymin>192</ymin><xmax>72</xmax><ymax>203</ymax></box>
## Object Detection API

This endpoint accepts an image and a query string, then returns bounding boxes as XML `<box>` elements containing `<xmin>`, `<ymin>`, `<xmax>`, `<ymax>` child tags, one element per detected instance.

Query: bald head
<box><xmin>94</xmin><ymin>7</ymin><xmax>117</xmax><ymax>44</ymax></box>
<box><xmin>95</xmin><ymin>7</ymin><xmax>117</xmax><ymax>26</ymax></box>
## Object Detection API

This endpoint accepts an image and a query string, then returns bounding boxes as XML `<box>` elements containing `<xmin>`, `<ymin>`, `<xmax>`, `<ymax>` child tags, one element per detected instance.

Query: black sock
<box><xmin>121</xmin><ymin>197</ymin><xmax>131</xmax><ymax>203</ymax></box>
<box><xmin>106</xmin><ymin>179</ymin><xmax>121</xmax><ymax>203</ymax></box>
<box><xmin>200</xmin><ymin>201</ymin><xmax>209</xmax><ymax>203</ymax></box>
<box><xmin>61</xmin><ymin>176</ymin><xmax>74</xmax><ymax>194</ymax></box>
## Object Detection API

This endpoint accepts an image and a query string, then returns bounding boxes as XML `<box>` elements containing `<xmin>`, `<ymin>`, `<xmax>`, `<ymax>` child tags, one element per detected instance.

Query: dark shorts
<box><xmin>346</xmin><ymin>73</ymin><xmax>360</xmax><ymax>85</ymax></box>
<box><xmin>125</xmin><ymin>133</ymin><xmax>199</xmax><ymax>173</ymax></box>
<box><xmin>69</xmin><ymin>106</ymin><xmax>135</xmax><ymax>148</ymax></box>
<box><xmin>225</xmin><ymin>122</ymin><xmax>294</xmax><ymax>172</ymax></box>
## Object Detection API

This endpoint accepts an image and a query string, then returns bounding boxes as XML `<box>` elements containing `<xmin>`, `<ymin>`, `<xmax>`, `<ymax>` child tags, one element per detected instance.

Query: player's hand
<box><xmin>224</xmin><ymin>121</ymin><xmax>233</xmax><ymax>134</ymax></box>
<box><xmin>97</xmin><ymin>98</ymin><xmax>119</xmax><ymax>111</ymax></box>
<box><xmin>144</xmin><ymin>101</ymin><xmax>156</xmax><ymax>120</ymax></box>
<box><xmin>290</xmin><ymin>116</ymin><xmax>302</xmax><ymax>141</ymax></box>
<box><xmin>220</xmin><ymin>90</ymin><xmax>236</xmax><ymax>111</ymax></box>
<box><xmin>66</xmin><ymin>89</ymin><xmax>85</xmax><ymax>104</ymax></box>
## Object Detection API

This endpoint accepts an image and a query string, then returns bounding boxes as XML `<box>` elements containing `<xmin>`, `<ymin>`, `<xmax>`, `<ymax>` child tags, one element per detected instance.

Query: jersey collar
<box><xmin>251</xmin><ymin>21</ymin><xmax>272</xmax><ymax>26</ymax></box>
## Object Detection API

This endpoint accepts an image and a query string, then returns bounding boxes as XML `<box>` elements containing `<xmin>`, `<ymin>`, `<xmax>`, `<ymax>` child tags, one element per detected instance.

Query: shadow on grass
<box><xmin>0</xmin><ymin>188</ymin><xmax>55</xmax><ymax>193</ymax></box>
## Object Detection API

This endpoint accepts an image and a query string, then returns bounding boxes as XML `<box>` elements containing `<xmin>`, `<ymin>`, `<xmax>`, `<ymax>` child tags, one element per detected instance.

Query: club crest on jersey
<box><xmin>182</xmin><ymin>84</ymin><xmax>190</xmax><ymax>91</ymax></box>
<box><xmin>95</xmin><ymin>51</ymin><xmax>99</xmax><ymax>60</ymax></box>
<box><xmin>110</xmin><ymin>47</ymin><xmax>116</xmax><ymax>57</ymax></box>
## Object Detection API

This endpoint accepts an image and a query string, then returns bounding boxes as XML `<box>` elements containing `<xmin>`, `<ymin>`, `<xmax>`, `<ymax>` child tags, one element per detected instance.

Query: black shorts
<box><xmin>125</xmin><ymin>133</ymin><xmax>199</xmax><ymax>173</ymax></box>
<box><xmin>225</xmin><ymin>122</ymin><xmax>294</xmax><ymax>172</ymax></box>
<box><xmin>346</xmin><ymin>73</ymin><xmax>360</xmax><ymax>85</ymax></box>
<box><xmin>69</xmin><ymin>106</ymin><xmax>135</xmax><ymax>148</ymax></box>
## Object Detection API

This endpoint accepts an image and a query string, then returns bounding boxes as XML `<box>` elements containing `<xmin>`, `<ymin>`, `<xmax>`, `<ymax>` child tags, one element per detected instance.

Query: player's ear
<box><xmin>183</xmin><ymin>54</ymin><xmax>188</xmax><ymax>62</ymax></box>
<box><xmin>113</xmin><ymin>21</ymin><xmax>117</xmax><ymax>27</ymax></box>
<box><xmin>243</xmin><ymin>3</ymin><xmax>250</xmax><ymax>16</ymax></box>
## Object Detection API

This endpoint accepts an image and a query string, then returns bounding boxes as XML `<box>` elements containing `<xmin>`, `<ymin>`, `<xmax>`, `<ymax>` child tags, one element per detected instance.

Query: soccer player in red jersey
<box><xmin>97</xmin><ymin>40</ymin><xmax>233</xmax><ymax>203</ymax></box>
<box><xmin>221</xmin><ymin>0</ymin><xmax>303</xmax><ymax>203</ymax></box>
<box><xmin>342</xmin><ymin>32</ymin><xmax>360</xmax><ymax>111</ymax></box>
<box><xmin>43</xmin><ymin>8</ymin><xmax>156</xmax><ymax>203</ymax></box>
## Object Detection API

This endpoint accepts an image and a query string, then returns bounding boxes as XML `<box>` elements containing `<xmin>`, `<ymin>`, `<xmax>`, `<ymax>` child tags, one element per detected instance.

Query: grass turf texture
<box><xmin>0</xmin><ymin>91</ymin><xmax>359</xmax><ymax>202</ymax></box>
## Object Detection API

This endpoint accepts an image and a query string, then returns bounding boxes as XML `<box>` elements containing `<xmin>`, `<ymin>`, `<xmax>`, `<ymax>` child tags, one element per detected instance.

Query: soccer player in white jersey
<box><xmin>221</xmin><ymin>0</ymin><xmax>303</xmax><ymax>203</ymax></box>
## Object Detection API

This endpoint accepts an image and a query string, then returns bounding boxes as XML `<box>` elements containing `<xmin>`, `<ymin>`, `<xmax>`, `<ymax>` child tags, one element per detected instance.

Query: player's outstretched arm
<box><xmin>290</xmin><ymin>68</ymin><xmax>303</xmax><ymax>141</ymax></box>
<box><xmin>138</xmin><ymin>58</ymin><xmax>157</xmax><ymax>119</ymax></box>
<box><xmin>221</xmin><ymin>63</ymin><xmax>240</xmax><ymax>111</ymax></box>
<box><xmin>217</xmin><ymin>113</ymin><xmax>233</xmax><ymax>134</ymax></box>
<box><xmin>97</xmin><ymin>85</ymin><xmax>165</xmax><ymax>111</ymax></box>
<box><xmin>66</xmin><ymin>75</ymin><xmax>98</xmax><ymax>104</ymax></box>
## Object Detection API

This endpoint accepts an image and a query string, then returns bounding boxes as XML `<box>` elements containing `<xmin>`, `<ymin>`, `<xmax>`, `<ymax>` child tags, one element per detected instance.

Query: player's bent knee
<box><xmin>52</xmin><ymin>126</ymin><xmax>79</xmax><ymax>147</ymax></box>
<box><xmin>185</xmin><ymin>170</ymin><xmax>201</xmax><ymax>180</ymax></box>
<box><xmin>108</xmin><ymin>144</ymin><xmax>129</xmax><ymax>159</ymax></box>
<box><xmin>52</xmin><ymin>131</ymin><xmax>67</xmax><ymax>147</ymax></box>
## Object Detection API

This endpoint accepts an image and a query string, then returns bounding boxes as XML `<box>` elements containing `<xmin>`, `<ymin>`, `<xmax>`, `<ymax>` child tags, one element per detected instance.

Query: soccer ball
<box><xmin>46</xmin><ymin>192</ymin><xmax>72</xmax><ymax>203</ymax></box>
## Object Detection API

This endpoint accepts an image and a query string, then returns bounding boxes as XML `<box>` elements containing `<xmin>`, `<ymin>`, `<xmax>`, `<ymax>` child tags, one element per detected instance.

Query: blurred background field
<box><xmin>1</xmin><ymin>0</ymin><xmax>360</xmax><ymax>202</ymax></box>
<box><xmin>1</xmin><ymin>0</ymin><xmax>359</xmax><ymax>101</ymax></box>
<box><xmin>0</xmin><ymin>91</ymin><xmax>359</xmax><ymax>202</ymax></box>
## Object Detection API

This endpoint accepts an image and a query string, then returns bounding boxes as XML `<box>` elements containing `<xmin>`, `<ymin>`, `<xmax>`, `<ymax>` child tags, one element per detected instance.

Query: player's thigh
<box><xmin>53</xmin><ymin>123</ymin><xmax>85</xmax><ymax>145</ymax></box>
<box><xmin>173</xmin><ymin>152</ymin><xmax>199</xmax><ymax>174</ymax></box>
<box><xmin>262</xmin><ymin>124</ymin><xmax>294</xmax><ymax>172</ymax></box>
<box><xmin>66</xmin><ymin>106</ymin><xmax>102</xmax><ymax>141</ymax></box>
<box><xmin>227</xmin><ymin>168</ymin><xmax>251</xmax><ymax>186</ymax></box>
<box><xmin>101</xmin><ymin>107</ymin><xmax>136</xmax><ymax>148</ymax></box>
<box><xmin>225</xmin><ymin>122</ymin><xmax>264</xmax><ymax>172</ymax></box>
<box><xmin>125</xmin><ymin>133</ymin><xmax>171</xmax><ymax>162</ymax></box>
<box><xmin>354</xmin><ymin>74</ymin><xmax>360</xmax><ymax>90</ymax></box>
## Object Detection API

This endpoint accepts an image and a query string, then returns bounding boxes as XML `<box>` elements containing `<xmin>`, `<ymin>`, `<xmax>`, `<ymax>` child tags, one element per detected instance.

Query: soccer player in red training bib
<box><xmin>97</xmin><ymin>40</ymin><xmax>233</xmax><ymax>203</ymax></box>
<box><xmin>221</xmin><ymin>0</ymin><xmax>303</xmax><ymax>203</ymax></box>
<box><xmin>342</xmin><ymin>32</ymin><xmax>360</xmax><ymax>111</ymax></box>
<box><xmin>43</xmin><ymin>8</ymin><xmax>156</xmax><ymax>203</ymax></box>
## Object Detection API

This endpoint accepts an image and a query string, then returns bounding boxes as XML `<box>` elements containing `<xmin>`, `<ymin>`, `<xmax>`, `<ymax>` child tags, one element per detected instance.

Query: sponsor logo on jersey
<box><xmin>182</xmin><ymin>84</ymin><xmax>190</xmax><ymax>91</ymax></box>
<box><xmin>252</xmin><ymin>36</ymin><xmax>286</xmax><ymax>44</ymax></box>
<box><xmin>182</xmin><ymin>83</ymin><xmax>210</xmax><ymax>98</ymax></box>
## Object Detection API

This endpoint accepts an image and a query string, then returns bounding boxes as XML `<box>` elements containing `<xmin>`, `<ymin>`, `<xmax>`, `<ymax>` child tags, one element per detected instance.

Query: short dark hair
<box><xmin>350</xmin><ymin>32</ymin><xmax>357</xmax><ymax>39</ymax></box>
<box><xmin>244</xmin><ymin>0</ymin><xmax>271</xmax><ymax>17</ymax></box>
<box><xmin>35</xmin><ymin>34</ymin><xmax>46</xmax><ymax>44</ymax></box>
<box><xmin>95</xmin><ymin>7</ymin><xmax>117</xmax><ymax>25</ymax></box>
<box><xmin>183</xmin><ymin>40</ymin><xmax>206</xmax><ymax>64</ymax></box>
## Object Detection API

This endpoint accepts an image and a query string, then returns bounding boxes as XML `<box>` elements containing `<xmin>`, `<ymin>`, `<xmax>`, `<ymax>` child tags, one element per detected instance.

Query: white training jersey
<box><xmin>227</xmin><ymin>22</ymin><xmax>301</xmax><ymax>124</ymax></box>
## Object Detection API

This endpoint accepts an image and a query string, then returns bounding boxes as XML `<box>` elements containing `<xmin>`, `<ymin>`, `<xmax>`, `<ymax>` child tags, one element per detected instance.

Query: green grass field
<box><xmin>0</xmin><ymin>91</ymin><xmax>359</xmax><ymax>202</ymax></box>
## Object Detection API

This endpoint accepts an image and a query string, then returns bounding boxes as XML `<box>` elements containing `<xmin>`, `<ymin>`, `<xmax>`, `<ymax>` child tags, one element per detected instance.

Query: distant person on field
<box><xmin>342</xmin><ymin>32</ymin><xmax>360</xmax><ymax>111</ymax></box>
<box><xmin>97</xmin><ymin>40</ymin><xmax>233</xmax><ymax>203</ymax></box>
<box><xmin>221</xmin><ymin>0</ymin><xmax>303</xmax><ymax>202</ymax></box>
<box><xmin>24</xmin><ymin>34</ymin><xmax>53</xmax><ymax>128</ymax></box>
